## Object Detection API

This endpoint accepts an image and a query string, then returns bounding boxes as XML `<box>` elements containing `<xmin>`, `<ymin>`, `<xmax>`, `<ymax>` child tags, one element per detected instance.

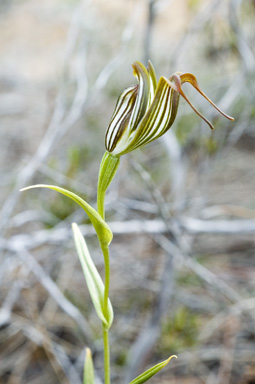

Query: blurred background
<box><xmin>0</xmin><ymin>0</ymin><xmax>255</xmax><ymax>383</ymax></box>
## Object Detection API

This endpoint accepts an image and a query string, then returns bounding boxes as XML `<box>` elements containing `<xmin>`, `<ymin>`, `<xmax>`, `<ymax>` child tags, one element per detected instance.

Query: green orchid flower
<box><xmin>98</xmin><ymin>61</ymin><xmax>234</xmax><ymax>219</ymax></box>
<box><xmin>105</xmin><ymin>61</ymin><xmax>234</xmax><ymax>157</ymax></box>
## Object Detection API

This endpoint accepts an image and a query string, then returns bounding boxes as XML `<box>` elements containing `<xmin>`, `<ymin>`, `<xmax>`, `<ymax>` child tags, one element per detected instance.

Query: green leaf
<box><xmin>84</xmin><ymin>348</ymin><xmax>95</xmax><ymax>384</ymax></box>
<box><xmin>129</xmin><ymin>355</ymin><xmax>177</xmax><ymax>384</ymax></box>
<box><xmin>72</xmin><ymin>223</ymin><xmax>113</xmax><ymax>329</ymax></box>
<box><xmin>20</xmin><ymin>184</ymin><xmax>112</xmax><ymax>246</ymax></box>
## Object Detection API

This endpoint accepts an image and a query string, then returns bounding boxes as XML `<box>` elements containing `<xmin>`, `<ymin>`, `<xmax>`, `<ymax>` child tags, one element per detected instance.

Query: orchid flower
<box><xmin>105</xmin><ymin>61</ymin><xmax>234</xmax><ymax>157</ymax></box>
<box><xmin>98</xmin><ymin>61</ymin><xmax>234</xmax><ymax>219</ymax></box>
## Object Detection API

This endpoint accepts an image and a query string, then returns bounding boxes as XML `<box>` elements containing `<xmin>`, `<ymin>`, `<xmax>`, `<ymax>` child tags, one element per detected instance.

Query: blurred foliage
<box><xmin>177</xmin><ymin>270</ymin><xmax>203</xmax><ymax>289</ymax></box>
<box><xmin>45</xmin><ymin>193</ymin><xmax>78</xmax><ymax>222</ymax></box>
<box><xmin>115</xmin><ymin>349</ymin><xmax>128</xmax><ymax>368</ymax></box>
<box><xmin>187</xmin><ymin>0</ymin><xmax>201</xmax><ymax>10</ymax></box>
<box><xmin>160</xmin><ymin>307</ymin><xmax>199</xmax><ymax>354</ymax></box>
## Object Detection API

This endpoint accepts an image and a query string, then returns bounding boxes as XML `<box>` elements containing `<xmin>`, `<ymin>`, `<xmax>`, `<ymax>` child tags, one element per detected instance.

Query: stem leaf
<box><xmin>72</xmin><ymin>223</ymin><xmax>113</xmax><ymax>329</ymax></box>
<box><xmin>97</xmin><ymin>152</ymin><xmax>120</xmax><ymax>219</ymax></box>
<box><xmin>129</xmin><ymin>355</ymin><xmax>177</xmax><ymax>384</ymax></box>
<box><xmin>84</xmin><ymin>348</ymin><xmax>95</xmax><ymax>384</ymax></box>
<box><xmin>20</xmin><ymin>184</ymin><xmax>112</xmax><ymax>246</ymax></box>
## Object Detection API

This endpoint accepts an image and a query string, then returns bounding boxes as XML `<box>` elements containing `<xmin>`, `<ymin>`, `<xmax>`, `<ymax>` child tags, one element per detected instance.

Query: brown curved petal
<box><xmin>180</xmin><ymin>73</ymin><xmax>234</xmax><ymax>122</ymax></box>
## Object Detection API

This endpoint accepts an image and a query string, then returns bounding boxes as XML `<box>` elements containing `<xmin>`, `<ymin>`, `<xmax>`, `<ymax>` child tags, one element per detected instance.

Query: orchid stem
<box><xmin>99</xmin><ymin>234</ymin><xmax>111</xmax><ymax>384</ymax></box>
<box><xmin>97</xmin><ymin>152</ymin><xmax>120</xmax><ymax>384</ymax></box>
<box><xmin>99</xmin><ymin>241</ymin><xmax>111</xmax><ymax>384</ymax></box>
<box><xmin>101</xmin><ymin>243</ymin><xmax>110</xmax><ymax>317</ymax></box>
<box><xmin>103</xmin><ymin>327</ymin><xmax>110</xmax><ymax>384</ymax></box>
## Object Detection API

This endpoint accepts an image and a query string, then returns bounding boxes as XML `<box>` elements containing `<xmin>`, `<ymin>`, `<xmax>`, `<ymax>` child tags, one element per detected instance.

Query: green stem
<box><xmin>103</xmin><ymin>327</ymin><xmax>110</xmax><ymax>384</ymax></box>
<box><xmin>97</xmin><ymin>153</ymin><xmax>120</xmax><ymax>384</ymax></box>
<box><xmin>99</xmin><ymin>240</ymin><xmax>111</xmax><ymax>384</ymax></box>
<box><xmin>101</xmin><ymin>243</ymin><xmax>110</xmax><ymax>317</ymax></box>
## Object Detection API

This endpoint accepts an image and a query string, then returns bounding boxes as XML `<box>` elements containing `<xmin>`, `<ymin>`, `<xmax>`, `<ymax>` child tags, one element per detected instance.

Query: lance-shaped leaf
<box><xmin>84</xmin><ymin>348</ymin><xmax>95</xmax><ymax>384</ymax></box>
<box><xmin>129</xmin><ymin>355</ymin><xmax>177</xmax><ymax>384</ymax></box>
<box><xmin>20</xmin><ymin>184</ymin><xmax>112</xmax><ymax>246</ymax></box>
<box><xmin>72</xmin><ymin>223</ymin><xmax>113</xmax><ymax>329</ymax></box>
